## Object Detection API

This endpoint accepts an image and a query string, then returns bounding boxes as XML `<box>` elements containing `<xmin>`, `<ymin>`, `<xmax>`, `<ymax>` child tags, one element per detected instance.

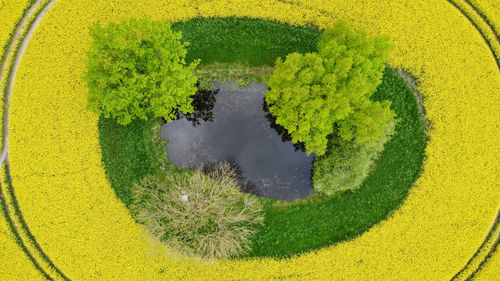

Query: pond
<box><xmin>161</xmin><ymin>82</ymin><xmax>314</xmax><ymax>200</ymax></box>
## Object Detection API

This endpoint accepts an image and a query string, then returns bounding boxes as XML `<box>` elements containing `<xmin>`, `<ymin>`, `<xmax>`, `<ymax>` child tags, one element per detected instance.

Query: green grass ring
<box><xmin>97</xmin><ymin>17</ymin><xmax>426</xmax><ymax>258</ymax></box>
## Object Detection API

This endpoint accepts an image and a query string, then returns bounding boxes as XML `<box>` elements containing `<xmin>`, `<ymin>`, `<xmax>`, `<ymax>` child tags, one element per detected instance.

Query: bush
<box><xmin>84</xmin><ymin>19</ymin><xmax>199</xmax><ymax>125</ymax></box>
<box><xmin>313</xmin><ymin>119</ymin><xmax>397</xmax><ymax>195</ymax></box>
<box><xmin>131</xmin><ymin>162</ymin><xmax>264</xmax><ymax>259</ymax></box>
<box><xmin>266</xmin><ymin>20</ymin><xmax>395</xmax><ymax>156</ymax></box>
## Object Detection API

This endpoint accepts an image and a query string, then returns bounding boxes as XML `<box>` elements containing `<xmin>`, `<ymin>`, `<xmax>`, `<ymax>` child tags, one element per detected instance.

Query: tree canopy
<box><xmin>266</xmin><ymin>20</ymin><xmax>395</xmax><ymax>156</ymax></box>
<box><xmin>84</xmin><ymin>18</ymin><xmax>199</xmax><ymax>125</ymax></box>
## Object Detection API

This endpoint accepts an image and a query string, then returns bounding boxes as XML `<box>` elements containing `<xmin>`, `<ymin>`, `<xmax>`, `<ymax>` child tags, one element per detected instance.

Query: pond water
<box><xmin>161</xmin><ymin>82</ymin><xmax>313</xmax><ymax>200</ymax></box>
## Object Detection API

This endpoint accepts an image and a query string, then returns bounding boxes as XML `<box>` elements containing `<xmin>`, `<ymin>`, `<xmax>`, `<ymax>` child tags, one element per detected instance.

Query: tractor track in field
<box><xmin>0</xmin><ymin>0</ymin><xmax>70</xmax><ymax>280</ymax></box>
<box><xmin>0</xmin><ymin>0</ymin><xmax>497</xmax><ymax>280</ymax></box>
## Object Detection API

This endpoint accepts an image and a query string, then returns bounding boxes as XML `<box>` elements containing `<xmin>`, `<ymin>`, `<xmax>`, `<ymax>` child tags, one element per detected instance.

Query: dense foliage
<box><xmin>131</xmin><ymin>163</ymin><xmax>264</xmax><ymax>259</ymax></box>
<box><xmin>84</xmin><ymin>19</ymin><xmax>199</xmax><ymax>125</ymax></box>
<box><xmin>96</xmin><ymin>18</ymin><xmax>425</xmax><ymax>258</ymax></box>
<box><xmin>266</xmin><ymin>20</ymin><xmax>395</xmax><ymax>156</ymax></box>
<box><xmin>250</xmin><ymin>68</ymin><xmax>424</xmax><ymax>257</ymax></box>
<box><xmin>313</xmin><ymin>118</ymin><xmax>396</xmax><ymax>195</ymax></box>
<box><xmin>171</xmin><ymin>17</ymin><xmax>320</xmax><ymax>89</ymax></box>
<box><xmin>99</xmin><ymin>17</ymin><xmax>322</xmax><ymax>206</ymax></box>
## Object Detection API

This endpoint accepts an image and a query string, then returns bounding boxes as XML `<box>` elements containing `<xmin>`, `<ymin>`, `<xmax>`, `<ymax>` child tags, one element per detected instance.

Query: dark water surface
<box><xmin>161</xmin><ymin>82</ymin><xmax>313</xmax><ymax>200</ymax></box>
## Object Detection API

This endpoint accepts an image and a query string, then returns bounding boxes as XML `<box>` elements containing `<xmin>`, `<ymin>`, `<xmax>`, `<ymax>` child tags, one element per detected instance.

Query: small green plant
<box><xmin>131</xmin><ymin>162</ymin><xmax>264</xmax><ymax>259</ymax></box>
<box><xmin>313</xmin><ymin>118</ymin><xmax>397</xmax><ymax>195</ymax></box>
<box><xmin>266</xmin><ymin>20</ymin><xmax>395</xmax><ymax>156</ymax></box>
<box><xmin>84</xmin><ymin>18</ymin><xmax>199</xmax><ymax>125</ymax></box>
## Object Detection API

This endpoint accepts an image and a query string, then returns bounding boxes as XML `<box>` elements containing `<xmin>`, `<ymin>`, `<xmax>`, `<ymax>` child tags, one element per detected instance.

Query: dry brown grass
<box><xmin>132</xmin><ymin>162</ymin><xmax>264</xmax><ymax>259</ymax></box>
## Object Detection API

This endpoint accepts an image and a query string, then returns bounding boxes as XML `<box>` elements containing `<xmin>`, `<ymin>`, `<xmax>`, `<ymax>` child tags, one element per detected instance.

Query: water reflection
<box><xmin>161</xmin><ymin>82</ymin><xmax>313</xmax><ymax>200</ymax></box>
<box><xmin>202</xmin><ymin>160</ymin><xmax>263</xmax><ymax>197</ymax></box>
<box><xmin>262</xmin><ymin>100</ymin><xmax>307</xmax><ymax>152</ymax></box>
<box><xmin>174</xmin><ymin>84</ymin><xmax>219</xmax><ymax>126</ymax></box>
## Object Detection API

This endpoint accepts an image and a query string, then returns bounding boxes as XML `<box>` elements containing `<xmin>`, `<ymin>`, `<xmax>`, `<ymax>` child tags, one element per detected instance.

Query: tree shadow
<box><xmin>262</xmin><ymin>98</ymin><xmax>306</xmax><ymax>152</ymax></box>
<box><xmin>173</xmin><ymin>83</ymin><xmax>219</xmax><ymax>126</ymax></box>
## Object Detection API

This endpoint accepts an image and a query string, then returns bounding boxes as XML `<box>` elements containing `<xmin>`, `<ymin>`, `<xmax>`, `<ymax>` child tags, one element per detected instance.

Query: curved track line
<box><xmin>0</xmin><ymin>2</ymin><xmax>52</xmax><ymax>279</ymax></box>
<box><xmin>468</xmin><ymin>219</ymin><xmax>500</xmax><ymax>279</ymax></box>
<box><xmin>3</xmin><ymin>164</ymin><xmax>70</xmax><ymax>280</ymax></box>
<box><xmin>0</xmin><ymin>180</ymin><xmax>53</xmax><ymax>280</ymax></box>
<box><xmin>0</xmin><ymin>0</ymin><xmax>497</xmax><ymax>280</ymax></box>
<box><xmin>445</xmin><ymin>0</ymin><xmax>500</xmax><ymax>70</ymax></box>
<box><xmin>0</xmin><ymin>0</ymin><xmax>69</xmax><ymax>280</ymax></box>
<box><xmin>464</xmin><ymin>0</ymin><xmax>500</xmax><ymax>42</ymax></box>
<box><xmin>0</xmin><ymin>0</ymin><xmax>41</xmax><ymax>85</ymax></box>
<box><xmin>451</xmin><ymin>211</ymin><xmax>500</xmax><ymax>280</ymax></box>
<box><xmin>442</xmin><ymin>1</ymin><xmax>500</xmax><ymax>279</ymax></box>
<box><xmin>2</xmin><ymin>0</ymin><xmax>57</xmax><ymax>164</ymax></box>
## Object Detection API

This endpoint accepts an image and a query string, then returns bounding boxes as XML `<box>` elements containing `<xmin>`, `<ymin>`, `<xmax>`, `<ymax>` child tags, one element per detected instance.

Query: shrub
<box><xmin>84</xmin><ymin>18</ymin><xmax>199</xmax><ymax>125</ymax></box>
<box><xmin>313</xmin><ymin>119</ymin><xmax>397</xmax><ymax>195</ymax></box>
<box><xmin>266</xmin><ymin>20</ymin><xmax>395</xmax><ymax>156</ymax></box>
<box><xmin>131</xmin><ymin>162</ymin><xmax>264</xmax><ymax>259</ymax></box>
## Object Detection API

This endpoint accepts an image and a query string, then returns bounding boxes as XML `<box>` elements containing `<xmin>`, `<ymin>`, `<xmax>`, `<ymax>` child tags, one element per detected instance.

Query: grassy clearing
<box><xmin>196</xmin><ymin>63</ymin><xmax>274</xmax><ymax>89</ymax></box>
<box><xmin>171</xmin><ymin>17</ymin><xmax>320</xmax><ymax>66</ymax></box>
<box><xmin>98</xmin><ymin>17</ymin><xmax>425</xmax><ymax>258</ymax></box>
<box><xmin>249</xmin><ymin>69</ymin><xmax>425</xmax><ymax>257</ymax></box>
<box><xmin>99</xmin><ymin>17</ymin><xmax>321</xmax><ymax>207</ymax></box>
<box><xmin>98</xmin><ymin>118</ymin><xmax>188</xmax><ymax>207</ymax></box>
<box><xmin>98</xmin><ymin>118</ymin><xmax>158</xmax><ymax>207</ymax></box>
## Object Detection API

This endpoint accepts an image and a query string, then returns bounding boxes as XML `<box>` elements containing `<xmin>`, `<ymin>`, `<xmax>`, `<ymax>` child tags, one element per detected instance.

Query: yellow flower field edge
<box><xmin>0</xmin><ymin>0</ymin><xmax>38</xmax><ymax>151</ymax></box>
<box><xmin>0</xmin><ymin>0</ymin><xmax>70</xmax><ymax>280</ymax></box>
<box><xmin>446</xmin><ymin>0</ymin><xmax>500</xmax><ymax>68</ymax></box>
<box><xmin>2</xmin><ymin>165</ymin><xmax>69</xmax><ymax>281</ymax></box>
<box><xmin>452</xmin><ymin>212</ymin><xmax>500</xmax><ymax>280</ymax></box>
<box><xmin>0</xmin><ymin>0</ymin><xmax>33</xmax><ymax>58</ymax></box>
<box><xmin>474</xmin><ymin>240</ymin><xmax>500</xmax><ymax>281</ymax></box>
<box><xmin>1</xmin><ymin>0</ymin><xmax>53</xmax><ymax>152</ymax></box>
<box><xmin>443</xmin><ymin>1</ymin><xmax>500</xmax><ymax>275</ymax></box>
<box><xmin>467</xmin><ymin>0</ymin><xmax>500</xmax><ymax>38</ymax></box>
<box><xmin>1</xmin><ymin>0</ymin><xmax>54</xmax><ymax>145</ymax></box>
<box><xmin>441</xmin><ymin>0</ymin><xmax>500</xmax><ymax>275</ymax></box>
<box><xmin>0</xmin><ymin>211</ymin><xmax>46</xmax><ymax>280</ymax></box>
<box><xmin>4</xmin><ymin>0</ymin><xmax>500</xmax><ymax>280</ymax></box>
<box><xmin>0</xmin><ymin>165</ymin><xmax>47</xmax><ymax>280</ymax></box>
<box><xmin>0</xmin><ymin>1</ymin><xmax>49</xmax><ymax>279</ymax></box>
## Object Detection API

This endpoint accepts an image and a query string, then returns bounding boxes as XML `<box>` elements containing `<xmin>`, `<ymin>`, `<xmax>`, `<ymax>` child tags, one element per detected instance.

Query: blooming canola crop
<box><xmin>2</xmin><ymin>0</ymin><xmax>499</xmax><ymax>280</ymax></box>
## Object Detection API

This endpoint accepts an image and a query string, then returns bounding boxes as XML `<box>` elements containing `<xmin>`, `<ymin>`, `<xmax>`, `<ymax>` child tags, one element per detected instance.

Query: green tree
<box><xmin>266</xmin><ymin>20</ymin><xmax>395</xmax><ymax>156</ymax></box>
<box><xmin>84</xmin><ymin>19</ymin><xmax>199</xmax><ymax>125</ymax></box>
<box><xmin>313</xmin><ymin>118</ymin><xmax>397</xmax><ymax>195</ymax></box>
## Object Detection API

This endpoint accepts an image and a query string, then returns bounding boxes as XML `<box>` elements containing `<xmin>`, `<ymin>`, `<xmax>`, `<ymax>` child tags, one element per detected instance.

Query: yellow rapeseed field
<box><xmin>0</xmin><ymin>0</ymin><xmax>32</xmax><ymax>149</ymax></box>
<box><xmin>469</xmin><ymin>0</ymin><xmax>500</xmax><ymax>34</ymax></box>
<box><xmin>0</xmin><ymin>0</ymin><xmax>31</xmax><ymax>50</ymax></box>
<box><xmin>0</xmin><ymin>167</ymin><xmax>46</xmax><ymax>280</ymax></box>
<box><xmin>3</xmin><ymin>0</ymin><xmax>500</xmax><ymax>280</ymax></box>
<box><xmin>0</xmin><ymin>209</ymin><xmax>46</xmax><ymax>280</ymax></box>
<box><xmin>475</xmin><ymin>246</ymin><xmax>500</xmax><ymax>281</ymax></box>
<box><xmin>449</xmin><ymin>0</ymin><xmax>500</xmax><ymax>62</ymax></box>
<box><xmin>0</xmin><ymin>1</ymin><xmax>46</xmax><ymax>278</ymax></box>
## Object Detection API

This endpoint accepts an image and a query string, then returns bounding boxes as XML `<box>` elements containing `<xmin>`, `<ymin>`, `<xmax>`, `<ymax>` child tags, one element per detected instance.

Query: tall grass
<box><xmin>131</xmin><ymin>162</ymin><xmax>264</xmax><ymax>259</ymax></box>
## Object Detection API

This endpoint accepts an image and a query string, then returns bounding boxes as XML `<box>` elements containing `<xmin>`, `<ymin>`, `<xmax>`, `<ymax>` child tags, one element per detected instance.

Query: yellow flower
<box><xmin>2</xmin><ymin>0</ymin><xmax>499</xmax><ymax>280</ymax></box>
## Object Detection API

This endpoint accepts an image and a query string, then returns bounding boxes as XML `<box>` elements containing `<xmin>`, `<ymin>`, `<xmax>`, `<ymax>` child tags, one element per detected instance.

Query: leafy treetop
<box><xmin>84</xmin><ymin>18</ymin><xmax>199</xmax><ymax>125</ymax></box>
<box><xmin>266</xmin><ymin>20</ymin><xmax>395</xmax><ymax>156</ymax></box>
